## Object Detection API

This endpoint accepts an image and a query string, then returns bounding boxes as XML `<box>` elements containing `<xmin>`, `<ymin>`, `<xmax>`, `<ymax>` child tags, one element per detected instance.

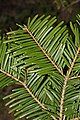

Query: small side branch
<box><xmin>0</xmin><ymin>69</ymin><xmax>46</xmax><ymax>110</ymax></box>
<box><xmin>23</xmin><ymin>25</ymin><xmax>65</xmax><ymax>77</ymax></box>
<box><xmin>59</xmin><ymin>48</ymin><xmax>80</xmax><ymax>120</ymax></box>
<box><xmin>67</xmin><ymin>0</ymin><xmax>80</xmax><ymax>9</ymax></box>
<box><xmin>0</xmin><ymin>69</ymin><xmax>58</xmax><ymax>120</ymax></box>
<box><xmin>69</xmin><ymin>75</ymin><xmax>80</xmax><ymax>80</ymax></box>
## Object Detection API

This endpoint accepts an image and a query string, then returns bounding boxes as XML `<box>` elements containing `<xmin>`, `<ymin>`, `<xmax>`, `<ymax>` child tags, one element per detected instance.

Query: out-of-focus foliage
<box><xmin>0</xmin><ymin>0</ymin><xmax>80</xmax><ymax>30</ymax></box>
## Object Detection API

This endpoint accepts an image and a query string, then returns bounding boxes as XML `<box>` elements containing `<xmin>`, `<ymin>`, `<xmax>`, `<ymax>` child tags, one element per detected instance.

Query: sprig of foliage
<box><xmin>0</xmin><ymin>15</ymin><xmax>80</xmax><ymax>120</ymax></box>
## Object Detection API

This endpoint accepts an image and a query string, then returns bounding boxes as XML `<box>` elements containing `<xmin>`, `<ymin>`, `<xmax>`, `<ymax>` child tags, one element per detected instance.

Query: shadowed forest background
<box><xmin>0</xmin><ymin>0</ymin><xmax>80</xmax><ymax>120</ymax></box>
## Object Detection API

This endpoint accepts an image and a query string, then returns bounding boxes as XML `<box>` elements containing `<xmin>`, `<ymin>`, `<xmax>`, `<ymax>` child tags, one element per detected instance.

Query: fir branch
<box><xmin>0</xmin><ymin>69</ymin><xmax>46</xmax><ymax>110</ymax></box>
<box><xmin>23</xmin><ymin>25</ymin><xmax>65</xmax><ymax>77</ymax></box>
<box><xmin>59</xmin><ymin>48</ymin><xmax>80</xmax><ymax>120</ymax></box>
<box><xmin>69</xmin><ymin>75</ymin><xmax>80</xmax><ymax>80</ymax></box>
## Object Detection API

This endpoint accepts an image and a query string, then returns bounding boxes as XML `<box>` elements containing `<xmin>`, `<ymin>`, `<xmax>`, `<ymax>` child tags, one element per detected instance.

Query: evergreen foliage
<box><xmin>0</xmin><ymin>15</ymin><xmax>80</xmax><ymax>120</ymax></box>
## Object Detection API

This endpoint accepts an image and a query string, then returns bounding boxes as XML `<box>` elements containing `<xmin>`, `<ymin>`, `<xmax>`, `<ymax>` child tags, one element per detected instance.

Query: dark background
<box><xmin>0</xmin><ymin>0</ymin><xmax>80</xmax><ymax>30</ymax></box>
<box><xmin>0</xmin><ymin>0</ymin><xmax>80</xmax><ymax>120</ymax></box>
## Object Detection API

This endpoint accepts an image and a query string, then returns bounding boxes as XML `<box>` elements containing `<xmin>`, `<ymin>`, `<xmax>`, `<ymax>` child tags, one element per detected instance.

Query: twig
<box><xmin>23</xmin><ymin>25</ymin><xmax>65</xmax><ymax>77</ymax></box>
<box><xmin>0</xmin><ymin>69</ymin><xmax>58</xmax><ymax>120</ymax></box>
<box><xmin>0</xmin><ymin>69</ymin><xmax>46</xmax><ymax>110</ymax></box>
<box><xmin>59</xmin><ymin>48</ymin><xmax>80</xmax><ymax>120</ymax></box>
<box><xmin>67</xmin><ymin>0</ymin><xmax>80</xmax><ymax>8</ymax></box>
<box><xmin>69</xmin><ymin>75</ymin><xmax>80</xmax><ymax>80</ymax></box>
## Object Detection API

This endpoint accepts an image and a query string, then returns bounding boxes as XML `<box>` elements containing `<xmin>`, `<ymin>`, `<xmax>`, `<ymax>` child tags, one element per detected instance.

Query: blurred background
<box><xmin>0</xmin><ymin>0</ymin><xmax>80</xmax><ymax>30</ymax></box>
<box><xmin>0</xmin><ymin>0</ymin><xmax>80</xmax><ymax>120</ymax></box>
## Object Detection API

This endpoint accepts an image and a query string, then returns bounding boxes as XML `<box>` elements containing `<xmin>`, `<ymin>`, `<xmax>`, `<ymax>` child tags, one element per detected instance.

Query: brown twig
<box><xmin>59</xmin><ymin>48</ymin><xmax>80</xmax><ymax>120</ymax></box>
<box><xmin>23</xmin><ymin>25</ymin><xmax>65</xmax><ymax>78</ymax></box>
